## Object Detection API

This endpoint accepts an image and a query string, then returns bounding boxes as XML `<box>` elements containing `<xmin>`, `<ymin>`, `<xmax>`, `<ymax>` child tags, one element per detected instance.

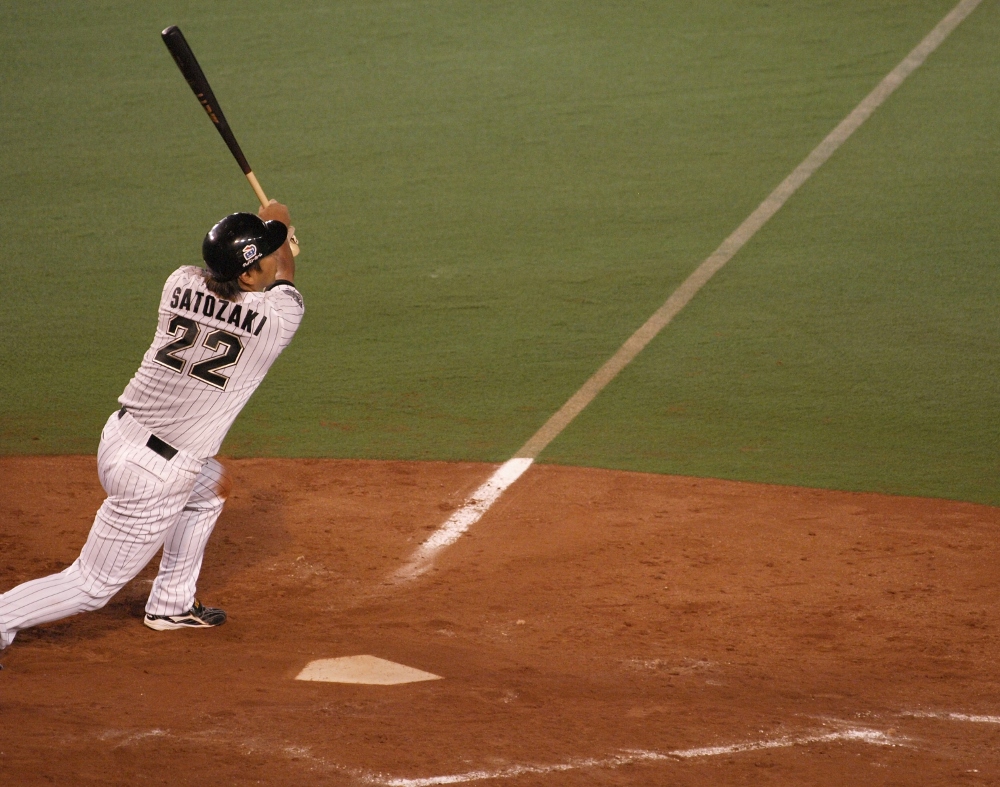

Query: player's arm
<box><xmin>258</xmin><ymin>200</ymin><xmax>296</xmax><ymax>284</ymax></box>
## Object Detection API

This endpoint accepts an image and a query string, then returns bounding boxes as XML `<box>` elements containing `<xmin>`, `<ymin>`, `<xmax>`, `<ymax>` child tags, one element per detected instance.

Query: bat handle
<box><xmin>245</xmin><ymin>171</ymin><xmax>300</xmax><ymax>257</ymax></box>
<box><xmin>245</xmin><ymin>171</ymin><xmax>270</xmax><ymax>208</ymax></box>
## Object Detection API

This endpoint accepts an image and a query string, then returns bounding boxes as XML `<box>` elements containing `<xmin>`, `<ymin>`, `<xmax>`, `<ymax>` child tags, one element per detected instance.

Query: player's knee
<box><xmin>78</xmin><ymin>591</ymin><xmax>112</xmax><ymax>613</ymax></box>
<box><xmin>77</xmin><ymin>580</ymin><xmax>120</xmax><ymax>612</ymax></box>
<box><xmin>213</xmin><ymin>463</ymin><xmax>233</xmax><ymax>502</ymax></box>
<box><xmin>75</xmin><ymin>563</ymin><xmax>125</xmax><ymax>610</ymax></box>
<box><xmin>186</xmin><ymin>460</ymin><xmax>233</xmax><ymax>511</ymax></box>
<box><xmin>202</xmin><ymin>459</ymin><xmax>232</xmax><ymax>504</ymax></box>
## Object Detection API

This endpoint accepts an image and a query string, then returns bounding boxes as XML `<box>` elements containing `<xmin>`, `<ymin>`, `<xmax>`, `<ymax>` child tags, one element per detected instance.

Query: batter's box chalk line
<box><xmin>901</xmin><ymin>711</ymin><xmax>1000</xmax><ymax>724</ymax></box>
<box><xmin>357</xmin><ymin>725</ymin><xmax>903</xmax><ymax>786</ymax></box>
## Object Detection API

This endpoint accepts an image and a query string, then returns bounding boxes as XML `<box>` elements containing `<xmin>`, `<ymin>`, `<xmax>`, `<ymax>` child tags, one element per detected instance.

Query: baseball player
<box><xmin>0</xmin><ymin>200</ymin><xmax>303</xmax><ymax>652</ymax></box>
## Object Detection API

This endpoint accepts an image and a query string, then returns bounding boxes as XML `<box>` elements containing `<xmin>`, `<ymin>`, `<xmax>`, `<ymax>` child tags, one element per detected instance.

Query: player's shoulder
<box><xmin>161</xmin><ymin>265</ymin><xmax>203</xmax><ymax>291</ymax></box>
<box><xmin>172</xmin><ymin>265</ymin><xmax>205</xmax><ymax>284</ymax></box>
<box><xmin>264</xmin><ymin>279</ymin><xmax>304</xmax><ymax>309</ymax></box>
<box><xmin>243</xmin><ymin>279</ymin><xmax>304</xmax><ymax>312</ymax></box>
<box><xmin>159</xmin><ymin>266</ymin><xmax>206</xmax><ymax>305</ymax></box>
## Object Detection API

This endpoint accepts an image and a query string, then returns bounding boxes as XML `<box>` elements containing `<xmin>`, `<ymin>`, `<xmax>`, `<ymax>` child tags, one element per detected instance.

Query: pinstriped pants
<box><xmin>0</xmin><ymin>411</ymin><xmax>230</xmax><ymax>650</ymax></box>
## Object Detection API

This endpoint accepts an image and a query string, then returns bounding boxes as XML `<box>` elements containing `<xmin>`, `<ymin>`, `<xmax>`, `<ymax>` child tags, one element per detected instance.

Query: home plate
<box><xmin>295</xmin><ymin>655</ymin><xmax>443</xmax><ymax>685</ymax></box>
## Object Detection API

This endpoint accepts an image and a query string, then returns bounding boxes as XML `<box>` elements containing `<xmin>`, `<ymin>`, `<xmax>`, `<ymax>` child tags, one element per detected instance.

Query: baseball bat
<box><xmin>160</xmin><ymin>25</ymin><xmax>299</xmax><ymax>256</ymax></box>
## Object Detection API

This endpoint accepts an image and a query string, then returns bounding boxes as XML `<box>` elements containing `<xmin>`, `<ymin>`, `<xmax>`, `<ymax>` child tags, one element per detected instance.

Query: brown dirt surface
<box><xmin>1</xmin><ymin>455</ymin><xmax>999</xmax><ymax>786</ymax></box>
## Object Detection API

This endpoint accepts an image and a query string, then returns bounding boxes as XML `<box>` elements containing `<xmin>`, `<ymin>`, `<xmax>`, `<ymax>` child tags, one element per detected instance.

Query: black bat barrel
<box><xmin>161</xmin><ymin>25</ymin><xmax>253</xmax><ymax>176</ymax></box>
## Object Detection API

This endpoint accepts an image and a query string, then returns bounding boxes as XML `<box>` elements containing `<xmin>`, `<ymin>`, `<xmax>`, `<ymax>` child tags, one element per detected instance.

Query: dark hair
<box><xmin>198</xmin><ymin>262</ymin><xmax>260</xmax><ymax>301</ymax></box>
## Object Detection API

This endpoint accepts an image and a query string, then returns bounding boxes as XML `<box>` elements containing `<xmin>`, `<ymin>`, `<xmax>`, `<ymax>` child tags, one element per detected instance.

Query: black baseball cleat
<box><xmin>143</xmin><ymin>600</ymin><xmax>227</xmax><ymax>631</ymax></box>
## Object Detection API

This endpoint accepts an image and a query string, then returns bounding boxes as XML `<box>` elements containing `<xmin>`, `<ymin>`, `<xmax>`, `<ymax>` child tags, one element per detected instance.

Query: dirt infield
<box><xmin>1</xmin><ymin>456</ymin><xmax>998</xmax><ymax>785</ymax></box>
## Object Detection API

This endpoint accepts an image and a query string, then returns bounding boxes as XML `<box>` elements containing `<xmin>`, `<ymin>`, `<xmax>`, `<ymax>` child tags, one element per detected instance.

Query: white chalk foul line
<box><xmin>360</xmin><ymin>727</ymin><xmax>900</xmax><ymax>786</ymax></box>
<box><xmin>391</xmin><ymin>458</ymin><xmax>533</xmax><ymax>581</ymax></box>
<box><xmin>392</xmin><ymin>0</ymin><xmax>983</xmax><ymax>582</ymax></box>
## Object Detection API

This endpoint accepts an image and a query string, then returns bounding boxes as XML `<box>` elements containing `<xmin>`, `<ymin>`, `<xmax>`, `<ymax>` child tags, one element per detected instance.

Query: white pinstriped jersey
<box><xmin>119</xmin><ymin>265</ymin><xmax>304</xmax><ymax>460</ymax></box>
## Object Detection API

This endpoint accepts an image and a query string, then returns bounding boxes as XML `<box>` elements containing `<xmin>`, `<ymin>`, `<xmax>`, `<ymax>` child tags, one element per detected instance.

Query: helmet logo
<box><xmin>242</xmin><ymin>244</ymin><xmax>258</xmax><ymax>262</ymax></box>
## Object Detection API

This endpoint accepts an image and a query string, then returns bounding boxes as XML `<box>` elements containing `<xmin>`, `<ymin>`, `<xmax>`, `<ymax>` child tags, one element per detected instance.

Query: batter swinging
<box><xmin>0</xmin><ymin>200</ymin><xmax>302</xmax><ymax>650</ymax></box>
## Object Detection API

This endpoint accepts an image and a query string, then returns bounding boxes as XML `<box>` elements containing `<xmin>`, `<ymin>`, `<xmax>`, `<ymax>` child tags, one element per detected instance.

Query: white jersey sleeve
<box><xmin>118</xmin><ymin>266</ymin><xmax>305</xmax><ymax>459</ymax></box>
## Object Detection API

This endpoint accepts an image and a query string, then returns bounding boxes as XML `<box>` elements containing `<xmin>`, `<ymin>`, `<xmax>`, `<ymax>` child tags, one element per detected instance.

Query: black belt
<box><xmin>118</xmin><ymin>406</ymin><xmax>178</xmax><ymax>461</ymax></box>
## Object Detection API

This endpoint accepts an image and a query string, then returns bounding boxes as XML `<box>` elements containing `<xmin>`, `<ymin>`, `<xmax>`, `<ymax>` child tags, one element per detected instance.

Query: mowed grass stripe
<box><xmin>3</xmin><ymin>2</ymin><xmax>991</xmax><ymax>509</ymax></box>
<box><xmin>0</xmin><ymin>3</ymin><xmax>953</xmax><ymax>459</ymax></box>
<box><xmin>545</xmin><ymin>2</ymin><xmax>1000</xmax><ymax>503</ymax></box>
<box><xmin>518</xmin><ymin>0</ymin><xmax>983</xmax><ymax>461</ymax></box>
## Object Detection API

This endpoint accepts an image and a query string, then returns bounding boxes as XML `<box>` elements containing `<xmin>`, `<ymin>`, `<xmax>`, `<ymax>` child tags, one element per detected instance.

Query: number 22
<box><xmin>153</xmin><ymin>315</ymin><xmax>244</xmax><ymax>390</ymax></box>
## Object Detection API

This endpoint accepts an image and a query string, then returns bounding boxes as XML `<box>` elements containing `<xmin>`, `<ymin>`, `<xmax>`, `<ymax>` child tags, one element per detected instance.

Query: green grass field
<box><xmin>1</xmin><ymin>1</ymin><xmax>997</xmax><ymax>503</ymax></box>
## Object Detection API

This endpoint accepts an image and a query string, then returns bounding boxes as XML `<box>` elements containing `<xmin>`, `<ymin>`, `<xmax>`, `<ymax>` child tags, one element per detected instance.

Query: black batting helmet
<box><xmin>202</xmin><ymin>213</ymin><xmax>288</xmax><ymax>281</ymax></box>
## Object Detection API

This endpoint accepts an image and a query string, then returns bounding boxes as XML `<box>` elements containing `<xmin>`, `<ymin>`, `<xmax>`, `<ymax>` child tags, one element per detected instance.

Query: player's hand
<box><xmin>258</xmin><ymin>199</ymin><xmax>291</xmax><ymax>228</ymax></box>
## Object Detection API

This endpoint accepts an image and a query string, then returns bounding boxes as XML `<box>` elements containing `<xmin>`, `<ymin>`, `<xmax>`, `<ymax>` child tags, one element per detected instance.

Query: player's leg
<box><xmin>0</xmin><ymin>560</ymin><xmax>112</xmax><ymax>649</ymax></box>
<box><xmin>0</xmin><ymin>413</ymin><xmax>197</xmax><ymax>648</ymax></box>
<box><xmin>0</xmin><ymin>414</ymin><xmax>142</xmax><ymax>646</ymax></box>
<box><xmin>145</xmin><ymin>459</ymin><xmax>232</xmax><ymax>619</ymax></box>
